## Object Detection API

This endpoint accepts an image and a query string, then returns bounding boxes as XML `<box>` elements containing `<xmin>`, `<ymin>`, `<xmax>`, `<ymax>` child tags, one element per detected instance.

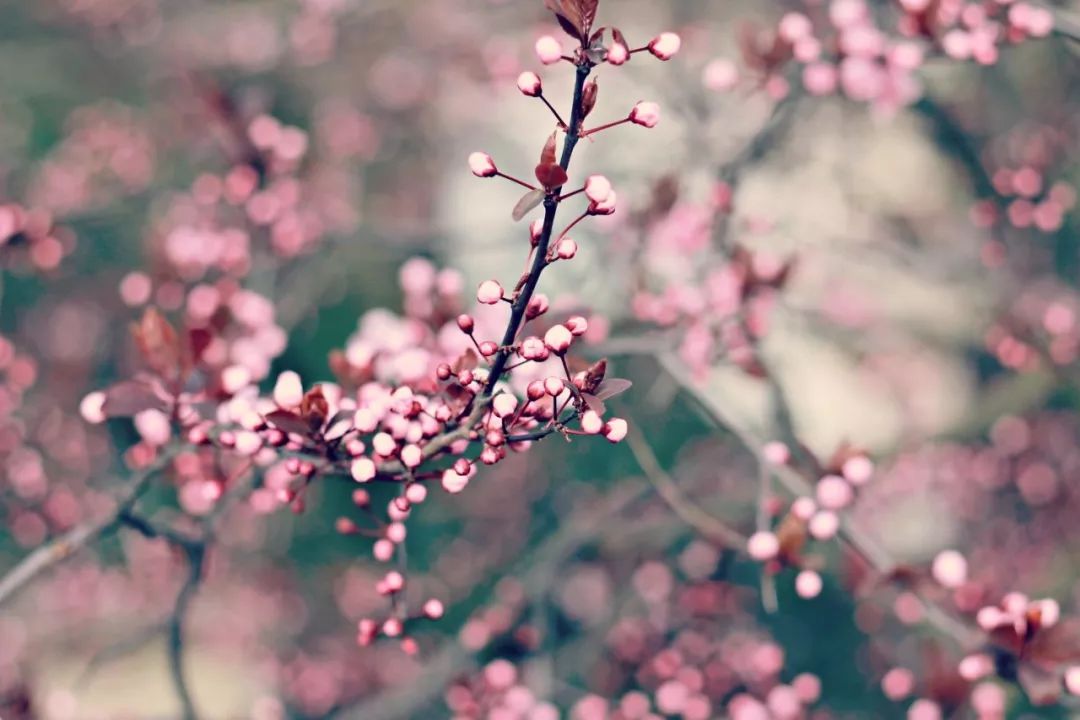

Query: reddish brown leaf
<box><xmin>1027</xmin><ymin>619</ymin><xmax>1080</xmax><ymax>664</ymax></box>
<box><xmin>581</xmin><ymin>359</ymin><xmax>607</xmax><ymax>393</ymax></box>
<box><xmin>612</xmin><ymin>27</ymin><xmax>628</xmax><ymax>49</ymax></box>
<box><xmin>452</xmin><ymin>348</ymin><xmax>479</xmax><ymax>374</ymax></box>
<box><xmin>187</xmin><ymin>327</ymin><xmax>213</xmax><ymax>368</ymax></box>
<box><xmin>545</xmin><ymin>0</ymin><xmax>584</xmax><ymax>40</ymax></box>
<box><xmin>578</xmin><ymin>0</ymin><xmax>599</xmax><ymax>38</ymax></box>
<box><xmin>131</xmin><ymin>307</ymin><xmax>182</xmax><ymax>379</ymax></box>
<box><xmin>539</xmin><ymin>132</ymin><xmax>558</xmax><ymax>167</ymax></box>
<box><xmin>535</xmin><ymin>162</ymin><xmax>568</xmax><ymax>190</ymax></box>
<box><xmin>101</xmin><ymin>380</ymin><xmax>169</xmax><ymax>418</ymax></box>
<box><xmin>581</xmin><ymin>78</ymin><xmax>599</xmax><ymax>118</ymax></box>
<box><xmin>264</xmin><ymin>409</ymin><xmax>311</xmax><ymax>436</ymax></box>
<box><xmin>300</xmin><ymin>387</ymin><xmax>330</xmax><ymax>430</ymax></box>
<box><xmin>775</xmin><ymin>512</ymin><xmax>808</xmax><ymax>565</ymax></box>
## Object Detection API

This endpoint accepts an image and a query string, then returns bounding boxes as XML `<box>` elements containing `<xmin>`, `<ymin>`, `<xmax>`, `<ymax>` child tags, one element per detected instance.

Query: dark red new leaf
<box><xmin>264</xmin><ymin>409</ymin><xmax>312</xmax><ymax>436</ymax></box>
<box><xmin>539</xmin><ymin>132</ymin><xmax>558</xmax><ymax>167</ymax></box>
<box><xmin>578</xmin><ymin>0</ymin><xmax>598</xmax><ymax>36</ymax></box>
<box><xmin>101</xmin><ymin>380</ymin><xmax>169</xmax><ymax>418</ymax></box>
<box><xmin>535</xmin><ymin>162</ymin><xmax>568</xmax><ymax>191</ymax></box>
<box><xmin>544</xmin><ymin>0</ymin><xmax>584</xmax><ymax>41</ymax></box>
<box><xmin>581</xmin><ymin>78</ymin><xmax>599</xmax><ymax>118</ymax></box>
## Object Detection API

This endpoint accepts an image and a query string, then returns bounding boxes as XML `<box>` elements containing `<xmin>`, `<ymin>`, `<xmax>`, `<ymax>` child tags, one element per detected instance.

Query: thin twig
<box><xmin>650</xmin><ymin>351</ymin><xmax>982</xmax><ymax>649</ymax></box>
<box><xmin>0</xmin><ymin>447</ymin><xmax>178</xmax><ymax>608</ymax></box>
<box><xmin>623</xmin><ymin>424</ymin><xmax>746</xmax><ymax>549</ymax></box>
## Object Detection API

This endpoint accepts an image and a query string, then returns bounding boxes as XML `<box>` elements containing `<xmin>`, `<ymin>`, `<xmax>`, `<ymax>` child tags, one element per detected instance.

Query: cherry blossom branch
<box><xmin>0</xmin><ymin>446</ymin><xmax>178</xmax><ymax>608</ymax></box>
<box><xmin>483</xmin><ymin>62</ymin><xmax>592</xmax><ymax>396</ymax></box>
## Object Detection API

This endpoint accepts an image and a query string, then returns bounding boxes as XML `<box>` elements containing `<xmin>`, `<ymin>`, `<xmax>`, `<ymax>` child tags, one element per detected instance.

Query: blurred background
<box><xmin>1</xmin><ymin>0</ymin><xmax>1080</xmax><ymax>718</ymax></box>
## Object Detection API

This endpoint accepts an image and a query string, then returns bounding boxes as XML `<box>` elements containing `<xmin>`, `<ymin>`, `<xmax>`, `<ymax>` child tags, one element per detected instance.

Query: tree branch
<box><xmin>0</xmin><ymin>447</ymin><xmax>177</xmax><ymax>608</ymax></box>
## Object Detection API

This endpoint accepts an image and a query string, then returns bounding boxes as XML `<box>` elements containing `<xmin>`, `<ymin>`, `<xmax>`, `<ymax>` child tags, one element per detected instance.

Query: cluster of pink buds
<box><xmin>746</xmin><ymin>442</ymin><xmax>874</xmax><ymax>600</ymax></box>
<box><xmin>701</xmin><ymin>0</ymin><xmax>1058</xmax><ymax>112</ymax></box>
<box><xmin>0</xmin><ymin>203</ymin><xmax>73</xmax><ymax>272</ymax></box>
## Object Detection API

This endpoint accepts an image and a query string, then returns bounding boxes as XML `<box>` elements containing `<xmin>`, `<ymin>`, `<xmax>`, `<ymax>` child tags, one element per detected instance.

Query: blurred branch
<box><xmin>623</xmin><ymin>423</ymin><xmax>746</xmax><ymax>549</ymax></box>
<box><xmin>0</xmin><ymin>446</ymin><xmax>178</xmax><ymax>608</ymax></box>
<box><xmin>647</xmin><ymin>351</ymin><xmax>982</xmax><ymax>649</ymax></box>
<box><xmin>168</xmin><ymin>542</ymin><xmax>205</xmax><ymax>720</ymax></box>
<box><xmin>117</xmin><ymin>461</ymin><xmax>257</xmax><ymax>720</ymax></box>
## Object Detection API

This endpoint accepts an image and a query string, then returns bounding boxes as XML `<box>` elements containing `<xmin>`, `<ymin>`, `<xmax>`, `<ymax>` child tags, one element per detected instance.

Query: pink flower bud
<box><xmin>1065</xmin><ymin>666</ymin><xmax>1080</xmax><ymax>695</ymax></box>
<box><xmin>526</xmin><ymin>293</ymin><xmax>549</xmax><ymax>318</ymax></box>
<box><xmin>519</xmin><ymin>336</ymin><xmax>549</xmax><ymax>361</ymax></box>
<box><xmin>373</xmin><ymin>539</ymin><xmax>394</xmax><ymax>561</ymax></box>
<box><xmin>842</xmin><ymin>455</ymin><xmax>874</xmax><ymax>484</ymax></box>
<box><xmin>566</xmin><ymin>316</ymin><xmax>588</xmax><ymax>335</ymax></box>
<box><xmin>581</xmin><ymin>410</ymin><xmax>604</xmax><ymax>434</ymax></box>
<box><xmin>795</xmin><ymin>570</ymin><xmax>823</xmax><ymax>598</ymax></box>
<box><xmin>556</xmin><ymin>237</ymin><xmax>578</xmax><ymax>259</ymax></box>
<box><xmin>492</xmin><ymin>393</ymin><xmax>519</xmax><ymax>417</ymax></box>
<box><xmin>808</xmin><ymin>510</ymin><xmax>839</xmax><ymax>540</ymax></box>
<box><xmin>958</xmin><ymin>654</ymin><xmax>994</xmax><ymax>681</ymax></box>
<box><xmin>351</xmin><ymin>457</ymin><xmax>376</xmax><ymax>482</ymax></box>
<box><xmin>372</xmin><ymin>432</ymin><xmax>396</xmax><ymax>457</ymax></box>
<box><xmin>603</xmin><ymin>418</ymin><xmax>628</xmax><ymax>443</ymax></box>
<box><xmin>648</xmin><ymin>32</ymin><xmax>681</xmax><ymax>60</ymax></box>
<box><xmin>529</xmin><ymin>219</ymin><xmax>544</xmax><ymax>245</ymax></box>
<box><xmin>544</xmin><ymin>324</ymin><xmax>573</xmax><ymax>353</ymax></box>
<box><xmin>535</xmin><ymin>35</ymin><xmax>562</xmax><ymax>64</ymax></box>
<box><xmin>479</xmin><ymin>340</ymin><xmax>497</xmax><ymax>356</ymax></box>
<box><xmin>477</xmin><ymin>279</ymin><xmax>504</xmax><ymax>304</ymax></box>
<box><xmin>386</xmin><ymin>522</ymin><xmax>407</xmax><ymax>543</ymax></box>
<box><xmin>400</xmin><ymin>443</ymin><xmax>422</xmax><ymax>468</ymax></box>
<box><xmin>762</xmin><ymin>441</ymin><xmax>790</xmax><ymax>465</ymax></box>
<box><xmin>517</xmin><ymin>71</ymin><xmax>542</xmax><ymax>96</ymax></box>
<box><xmin>468</xmin><ymin>152</ymin><xmax>497</xmax><ymax>178</ymax></box>
<box><xmin>816</xmin><ymin>475</ymin><xmax>853</xmax><ymax>510</ymax></box>
<box><xmin>703</xmin><ymin>58</ymin><xmax>739</xmax><ymax>92</ymax></box>
<box><xmin>791</xmin><ymin>496</ymin><xmax>816</xmax><ymax>520</ymax></box>
<box><xmin>931</xmin><ymin>550</ymin><xmax>968</xmax><ymax>589</ymax></box>
<box><xmin>527</xmin><ymin>380</ymin><xmax>546</xmax><ymax>401</ymax></box>
<box><xmin>881</xmin><ymin>668</ymin><xmax>915</xmax><ymax>700</ymax></box>
<box><xmin>442</xmin><ymin>468</ymin><xmax>469</xmax><ymax>493</ymax></box>
<box><xmin>423</xmin><ymin>598</ymin><xmax>445</xmax><ymax>619</ymax></box>
<box><xmin>457</xmin><ymin>313</ymin><xmax>475</xmax><ymax>333</ymax></box>
<box><xmin>630</xmin><ymin>101</ymin><xmax>661</xmax><ymax>128</ymax></box>
<box><xmin>273</xmin><ymin>370</ymin><xmax>304</xmax><ymax>408</ymax></box>
<box><xmin>607</xmin><ymin>40</ymin><xmax>629</xmax><ymax>65</ymax></box>
<box><xmin>405</xmin><ymin>484</ymin><xmax>427</xmax><ymax>504</ymax></box>
<box><xmin>589</xmin><ymin>190</ymin><xmax>617</xmax><ymax>215</ymax></box>
<box><xmin>747</xmin><ymin>531</ymin><xmax>780</xmax><ymax>561</ymax></box>
<box><xmin>382</xmin><ymin>618</ymin><xmax>403</xmax><ymax>637</ymax></box>
<box><xmin>79</xmin><ymin>392</ymin><xmax>106</xmax><ymax>424</ymax></box>
<box><xmin>544</xmin><ymin>377</ymin><xmax>565</xmax><ymax>396</ymax></box>
<box><xmin>585</xmin><ymin>175</ymin><xmax>613</xmax><ymax>203</ymax></box>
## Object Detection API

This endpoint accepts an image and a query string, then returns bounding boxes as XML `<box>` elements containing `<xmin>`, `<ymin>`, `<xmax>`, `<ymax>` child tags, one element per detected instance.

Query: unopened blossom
<box><xmin>543</xmin><ymin>324</ymin><xmax>573</xmax><ymax>354</ymax></box>
<box><xmin>468</xmin><ymin>152</ymin><xmax>497</xmax><ymax>178</ymax></box>
<box><xmin>747</xmin><ymin>531</ymin><xmax>780</xmax><ymax>561</ymax></box>
<box><xmin>535</xmin><ymin>35</ymin><xmax>562</xmax><ymax>64</ymax></box>
<box><xmin>517</xmin><ymin>71</ymin><xmax>542</xmax><ymax>97</ymax></box>
<box><xmin>477</xmin><ymin>280</ymin><xmax>503</xmax><ymax>304</ymax></box>
<box><xmin>629</xmin><ymin>101</ymin><xmax>661</xmax><ymax>128</ymax></box>
<box><xmin>648</xmin><ymin>32</ymin><xmax>681</xmax><ymax>60</ymax></box>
